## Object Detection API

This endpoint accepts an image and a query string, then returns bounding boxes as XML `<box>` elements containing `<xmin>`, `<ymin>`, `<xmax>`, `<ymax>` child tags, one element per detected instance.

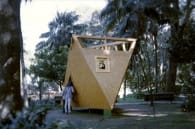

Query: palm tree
<box><xmin>37</xmin><ymin>11</ymin><xmax>87</xmax><ymax>50</ymax></box>
<box><xmin>101</xmin><ymin>0</ymin><xmax>195</xmax><ymax>93</ymax></box>
<box><xmin>30</xmin><ymin>11</ymin><xmax>88</xmax><ymax>94</ymax></box>
<box><xmin>0</xmin><ymin>0</ymin><xmax>23</xmax><ymax>122</ymax></box>
<box><xmin>101</xmin><ymin>0</ymin><xmax>161</xmax><ymax>93</ymax></box>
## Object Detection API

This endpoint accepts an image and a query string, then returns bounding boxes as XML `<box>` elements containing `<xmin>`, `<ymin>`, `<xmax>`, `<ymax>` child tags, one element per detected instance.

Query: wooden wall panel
<box><xmin>64</xmin><ymin>35</ymin><xmax>136</xmax><ymax>109</ymax></box>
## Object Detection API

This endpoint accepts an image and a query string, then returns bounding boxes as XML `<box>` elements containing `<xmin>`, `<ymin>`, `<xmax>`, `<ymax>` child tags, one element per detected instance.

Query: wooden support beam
<box><xmin>88</xmin><ymin>41</ymin><xmax>132</xmax><ymax>49</ymax></box>
<box><xmin>74</xmin><ymin>35</ymin><xmax>137</xmax><ymax>43</ymax></box>
<box><xmin>122</xmin><ymin>43</ymin><xmax>127</xmax><ymax>52</ymax></box>
<box><xmin>114</xmin><ymin>45</ymin><xmax>118</xmax><ymax>51</ymax></box>
<box><xmin>128</xmin><ymin>41</ymin><xmax>136</xmax><ymax>52</ymax></box>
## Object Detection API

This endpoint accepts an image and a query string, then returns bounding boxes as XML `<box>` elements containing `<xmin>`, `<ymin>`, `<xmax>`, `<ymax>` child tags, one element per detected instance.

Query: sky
<box><xmin>20</xmin><ymin>0</ymin><xmax>107</xmax><ymax>66</ymax></box>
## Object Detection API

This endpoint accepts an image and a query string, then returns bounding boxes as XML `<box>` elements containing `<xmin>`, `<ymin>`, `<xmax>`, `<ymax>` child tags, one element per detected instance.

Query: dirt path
<box><xmin>45</xmin><ymin>102</ymin><xmax>152</xmax><ymax>123</ymax></box>
<box><xmin>45</xmin><ymin>102</ymin><xmax>187</xmax><ymax>129</ymax></box>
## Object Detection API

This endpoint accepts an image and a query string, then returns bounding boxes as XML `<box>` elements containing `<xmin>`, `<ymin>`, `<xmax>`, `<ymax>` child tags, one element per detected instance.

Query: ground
<box><xmin>45</xmin><ymin>101</ymin><xmax>195</xmax><ymax>129</ymax></box>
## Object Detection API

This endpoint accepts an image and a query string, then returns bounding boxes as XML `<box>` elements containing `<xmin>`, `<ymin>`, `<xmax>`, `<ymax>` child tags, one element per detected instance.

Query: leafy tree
<box><xmin>100</xmin><ymin>0</ymin><xmax>162</xmax><ymax>95</ymax></box>
<box><xmin>166</xmin><ymin>0</ymin><xmax>195</xmax><ymax>92</ymax></box>
<box><xmin>30</xmin><ymin>11</ymin><xmax>88</xmax><ymax>92</ymax></box>
<box><xmin>101</xmin><ymin>0</ymin><xmax>195</xmax><ymax>93</ymax></box>
<box><xmin>30</xmin><ymin>46</ymin><xmax>69</xmax><ymax>91</ymax></box>
<box><xmin>176</xmin><ymin>64</ymin><xmax>192</xmax><ymax>94</ymax></box>
<box><xmin>37</xmin><ymin>11</ymin><xmax>87</xmax><ymax>50</ymax></box>
<box><xmin>87</xmin><ymin>11</ymin><xmax>105</xmax><ymax>36</ymax></box>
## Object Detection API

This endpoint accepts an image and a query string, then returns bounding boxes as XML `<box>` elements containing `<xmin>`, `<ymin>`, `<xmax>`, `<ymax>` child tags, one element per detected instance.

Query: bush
<box><xmin>0</xmin><ymin>105</ymin><xmax>50</xmax><ymax>129</ymax></box>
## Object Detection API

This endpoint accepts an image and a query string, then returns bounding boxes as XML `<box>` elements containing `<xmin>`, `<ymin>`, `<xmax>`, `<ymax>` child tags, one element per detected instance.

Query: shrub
<box><xmin>0</xmin><ymin>105</ymin><xmax>50</xmax><ymax>129</ymax></box>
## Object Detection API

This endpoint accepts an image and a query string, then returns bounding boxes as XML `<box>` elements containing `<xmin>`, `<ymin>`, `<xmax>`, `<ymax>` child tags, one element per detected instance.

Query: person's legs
<box><xmin>63</xmin><ymin>99</ymin><xmax>65</xmax><ymax>113</ymax></box>
<box><xmin>64</xmin><ymin>99</ymin><xmax>68</xmax><ymax>114</ymax></box>
<box><xmin>67</xmin><ymin>98</ymin><xmax>71</xmax><ymax>113</ymax></box>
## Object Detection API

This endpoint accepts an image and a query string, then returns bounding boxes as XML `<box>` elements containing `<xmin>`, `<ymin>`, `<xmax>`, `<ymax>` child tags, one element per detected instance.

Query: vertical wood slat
<box><xmin>122</xmin><ymin>43</ymin><xmax>127</xmax><ymax>52</ymax></box>
<box><xmin>128</xmin><ymin>41</ymin><xmax>136</xmax><ymax>52</ymax></box>
<box><xmin>114</xmin><ymin>45</ymin><xmax>118</xmax><ymax>51</ymax></box>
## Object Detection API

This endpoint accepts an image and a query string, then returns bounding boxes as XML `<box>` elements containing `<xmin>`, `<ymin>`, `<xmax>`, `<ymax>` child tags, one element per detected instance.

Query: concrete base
<box><xmin>103</xmin><ymin>109</ymin><xmax>112</xmax><ymax>118</ymax></box>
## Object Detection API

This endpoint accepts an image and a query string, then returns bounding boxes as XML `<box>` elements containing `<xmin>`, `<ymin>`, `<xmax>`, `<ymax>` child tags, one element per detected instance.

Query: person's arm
<box><xmin>71</xmin><ymin>87</ymin><xmax>74</xmax><ymax>93</ymax></box>
<box><xmin>62</xmin><ymin>87</ymin><xmax>67</xmax><ymax>96</ymax></box>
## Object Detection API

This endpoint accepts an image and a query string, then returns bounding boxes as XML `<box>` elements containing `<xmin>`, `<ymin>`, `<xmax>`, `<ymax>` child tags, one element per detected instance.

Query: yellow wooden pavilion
<box><xmin>64</xmin><ymin>35</ymin><xmax>137</xmax><ymax>110</ymax></box>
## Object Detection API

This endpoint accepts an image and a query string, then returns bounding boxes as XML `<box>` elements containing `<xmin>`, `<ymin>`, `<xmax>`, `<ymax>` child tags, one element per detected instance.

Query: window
<box><xmin>95</xmin><ymin>56</ymin><xmax>110</xmax><ymax>72</ymax></box>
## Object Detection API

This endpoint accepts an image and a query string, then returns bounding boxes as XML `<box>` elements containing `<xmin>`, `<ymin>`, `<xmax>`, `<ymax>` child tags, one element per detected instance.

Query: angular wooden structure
<box><xmin>64</xmin><ymin>35</ymin><xmax>137</xmax><ymax>110</ymax></box>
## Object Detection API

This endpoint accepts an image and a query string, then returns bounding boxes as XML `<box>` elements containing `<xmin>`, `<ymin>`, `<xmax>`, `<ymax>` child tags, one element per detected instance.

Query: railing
<box><xmin>74</xmin><ymin>35</ymin><xmax>137</xmax><ymax>52</ymax></box>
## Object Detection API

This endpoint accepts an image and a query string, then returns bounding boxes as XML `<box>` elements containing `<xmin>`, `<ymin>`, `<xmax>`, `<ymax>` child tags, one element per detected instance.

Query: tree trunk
<box><xmin>166</xmin><ymin>0</ymin><xmax>179</xmax><ymax>94</ymax></box>
<box><xmin>39</xmin><ymin>80</ymin><xmax>43</xmax><ymax>101</ymax></box>
<box><xmin>123</xmin><ymin>79</ymin><xmax>127</xmax><ymax>100</ymax></box>
<box><xmin>154</xmin><ymin>37</ymin><xmax>158</xmax><ymax>93</ymax></box>
<box><xmin>0</xmin><ymin>0</ymin><xmax>23</xmax><ymax>122</ymax></box>
<box><xmin>167</xmin><ymin>57</ymin><xmax>177</xmax><ymax>93</ymax></box>
<box><xmin>21</xmin><ymin>52</ymin><xmax>28</xmax><ymax>108</ymax></box>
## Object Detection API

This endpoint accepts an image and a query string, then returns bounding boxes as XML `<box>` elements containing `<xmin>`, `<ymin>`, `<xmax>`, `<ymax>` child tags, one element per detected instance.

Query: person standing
<box><xmin>62</xmin><ymin>80</ymin><xmax>74</xmax><ymax>114</ymax></box>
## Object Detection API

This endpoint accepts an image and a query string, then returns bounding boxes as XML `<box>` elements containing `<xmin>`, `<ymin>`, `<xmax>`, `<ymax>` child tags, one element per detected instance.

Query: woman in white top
<box><xmin>62</xmin><ymin>80</ymin><xmax>74</xmax><ymax>114</ymax></box>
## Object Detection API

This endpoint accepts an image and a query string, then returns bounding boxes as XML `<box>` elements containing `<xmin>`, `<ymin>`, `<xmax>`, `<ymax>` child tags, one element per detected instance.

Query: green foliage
<box><xmin>45</xmin><ymin>119</ymin><xmax>76</xmax><ymax>129</ymax></box>
<box><xmin>176</xmin><ymin>64</ymin><xmax>191</xmax><ymax>93</ymax></box>
<box><xmin>30</xmin><ymin>45</ymin><xmax>69</xmax><ymax>83</ymax></box>
<box><xmin>30</xmin><ymin>11</ymin><xmax>84</xmax><ymax>84</ymax></box>
<box><xmin>87</xmin><ymin>11</ymin><xmax>104</xmax><ymax>36</ymax></box>
<box><xmin>118</xmin><ymin>94</ymin><xmax>144</xmax><ymax>103</ymax></box>
<box><xmin>29</xmin><ymin>10</ymin><xmax>105</xmax><ymax>85</ymax></box>
<box><xmin>0</xmin><ymin>106</ymin><xmax>50</xmax><ymax>129</ymax></box>
<box><xmin>176</xmin><ymin>63</ymin><xmax>195</xmax><ymax>94</ymax></box>
<box><xmin>101</xmin><ymin>0</ymin><xmax>195</xmax><ymax>94</ymax></box>
<box><xmin>37</xmin><ymin>11</ymin><xmax>87</xmax><ymax>50</ymax></box>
